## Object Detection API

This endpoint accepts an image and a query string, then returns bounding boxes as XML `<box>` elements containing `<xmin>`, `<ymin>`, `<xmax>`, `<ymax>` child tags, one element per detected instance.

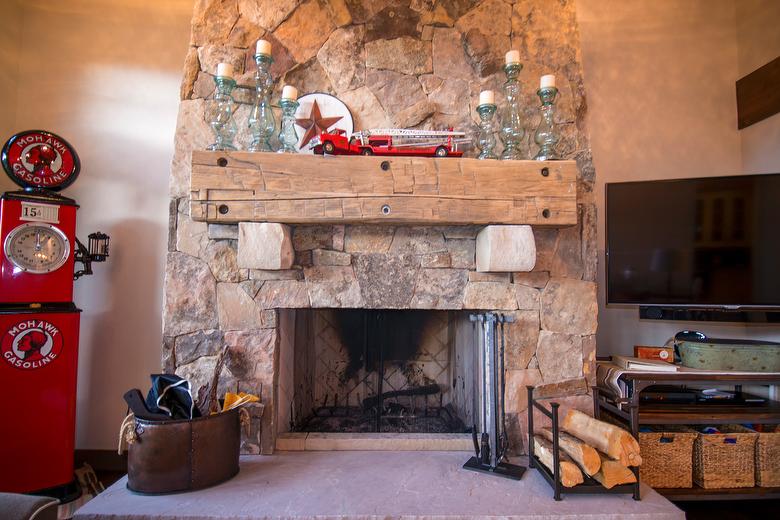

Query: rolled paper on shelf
<box><xmin>216</xmin><ymin>63</ymin><xmax>234</xmax><ymax>79</ymax></box>
<box><xmin>256</xmin><ymin>39</ymin><xmax>272</xmax><ymax>56</ymax></box>
<box><xmin>479</xmin><ymin>90</ymin><xmax>495</xmax><ymax>106</ymax></box>
<box><xmin>505</xmin><ymin>50</ymin><xmax>521</xmax><ymax>65</ymax></box>
<box><xmin>281</xmin><ymin>85</ymin><xmax>298</xmax><ymax>100</ymax></box>
<box><xmin>540</xmin><ymin>74</ymin><xmax>556</xmax><ymax>89</ymax></box>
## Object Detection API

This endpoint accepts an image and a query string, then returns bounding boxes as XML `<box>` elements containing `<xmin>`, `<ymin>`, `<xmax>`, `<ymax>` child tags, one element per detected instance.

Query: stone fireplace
<box><xmin>164</xmin><ymin>0</ymin><xmax>598</xmax><ymax>455</ymax></box>
<box><xmin>164</xmin><ymin>221</ymin><xmax>597</xmax><ymax>454</ymax></box>
<box><xmin>278</xmin><ymin>309</ymin><xmax>474</xmax><ymax>435</ymax></box>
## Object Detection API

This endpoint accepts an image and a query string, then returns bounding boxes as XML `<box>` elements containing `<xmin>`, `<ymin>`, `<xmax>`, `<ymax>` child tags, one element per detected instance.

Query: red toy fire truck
<box><xmin>310</xmin><ymin>128</ymin><xmax>467</xmax><ymax>157</ymax></box>
<box><xmin>0</xmin><ymin>130</ymin><xmax>109</xmax><ymax>501</ymax></box>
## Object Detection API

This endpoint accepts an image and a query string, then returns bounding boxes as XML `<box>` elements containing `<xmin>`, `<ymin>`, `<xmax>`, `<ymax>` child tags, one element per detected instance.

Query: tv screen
<box><xmin>606</xmin><ymin>173</ymin><xmax>780</xmax><ymax>309</ymax></box>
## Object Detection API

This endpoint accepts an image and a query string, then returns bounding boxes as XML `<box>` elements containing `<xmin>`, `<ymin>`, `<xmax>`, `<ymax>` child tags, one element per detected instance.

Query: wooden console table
<box><xmin>594</xmin><ymin>371</ymin><xmax>780</xmax><ymax>501</ymax></box>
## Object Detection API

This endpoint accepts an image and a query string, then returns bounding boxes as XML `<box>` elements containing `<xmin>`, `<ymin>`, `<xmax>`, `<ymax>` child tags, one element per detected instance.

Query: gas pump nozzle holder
<box><xmin>74</xmin><ymin>232</ymin><xmax>110</xmax><ymax>280</ymax></box>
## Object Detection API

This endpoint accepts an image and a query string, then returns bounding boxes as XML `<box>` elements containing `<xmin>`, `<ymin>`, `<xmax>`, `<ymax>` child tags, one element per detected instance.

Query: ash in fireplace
<box><xmin>296</xmin><ymin>401</ymin><xmax>468</xmax><ymax>433</ymax></box>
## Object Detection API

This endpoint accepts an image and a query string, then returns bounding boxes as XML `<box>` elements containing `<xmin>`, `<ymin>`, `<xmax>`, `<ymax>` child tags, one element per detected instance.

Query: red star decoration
<box><xmin>295</xmin><ymin>99</ymin><xmax>344</xmax><ymax>148</ymax></box>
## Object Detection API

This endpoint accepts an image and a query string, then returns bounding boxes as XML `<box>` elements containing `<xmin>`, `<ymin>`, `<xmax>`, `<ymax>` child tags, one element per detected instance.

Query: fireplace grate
<box><xmin>295</xmin><ymin>400</ymin><xmax>468</xmax><ymax>433</ymax></box>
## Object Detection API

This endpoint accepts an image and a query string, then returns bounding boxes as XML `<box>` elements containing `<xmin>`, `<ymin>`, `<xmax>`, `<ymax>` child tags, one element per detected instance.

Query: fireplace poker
<box><xmin>375</xmin><ymin>312</ymin><xmax>385</xmax><ymax>433</ymax></box>
<box><xmin>497</xmin><ymin>314</ymin><xmax>512</xmax><ymax>461</ymax></box>
<box><xmin>463</xmin><ymin>312</ymin><xmax>526</xmax><ymax>481</ymax></box>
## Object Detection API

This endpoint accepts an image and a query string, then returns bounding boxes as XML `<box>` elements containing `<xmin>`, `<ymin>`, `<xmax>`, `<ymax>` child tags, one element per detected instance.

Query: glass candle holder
<box><xmin>499</xmin><ymin>62</ymin><xmax>525</xmax><ymax>160</ymax></box>
<box><xmin>278</xmin><ymin>98</ymin><xmax>300</xmax><ymax>153</ymax></box>
<box><xmin>533</xmin><ymin>86</ymin><xmax>560</xmax><ymax>161</ymax></box>
<box><xmin>207</xmin><ymin>76</ymin><xmax>238</xmax><ymax>151</ymax></box>
<box><xmin>476</xmin><ymin>103</ymin><xmax>499</xmax><ymax>160</ymax></box>
<box><xmin>248</xmin><ymin>53</ymin><xmax>276</xmax><ymax>152</ymax></box>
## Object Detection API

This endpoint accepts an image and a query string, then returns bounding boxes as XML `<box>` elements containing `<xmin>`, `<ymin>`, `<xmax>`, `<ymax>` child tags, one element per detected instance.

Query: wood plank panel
<box><xmin>737</xmin><ymin>55</ymin><xmax>780</xmax><ymax>129</ymax></box>
<box><xmin>190</xmin><ymin>151</ymin><xmax>578</xmax><ymax>225</ymax></box>
<box><xmin>189</xmin><ymin>196</ymin><xmax>576</xmax><ymax>225</ymax></box>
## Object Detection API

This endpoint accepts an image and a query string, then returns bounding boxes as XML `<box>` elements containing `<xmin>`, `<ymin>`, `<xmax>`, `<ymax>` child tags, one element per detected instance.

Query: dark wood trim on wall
<box><xmin>736</xmin><ymin>55</ymin><xmax>780</xmax><ymax>129</ymax></box>
<box><xmin>75</xmin><ymin>449</ymin><xmax>127</xmax><ymax>474</ymax></box>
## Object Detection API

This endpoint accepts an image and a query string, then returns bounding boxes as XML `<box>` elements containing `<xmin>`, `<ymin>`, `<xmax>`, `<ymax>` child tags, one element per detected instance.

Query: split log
<box><xmin>532</xmin><ymin>435</ymin><xmax>584</xmax><ymax>487</ymax></box>
<box><xmin>562</xmin><ymin>409</ymin><xmax>643</xmax><ymax>467</ymax></box>
<box><xmin>539</xmin><ymin>427</ymin><xmax>601</xmax><ymax>476</ymax></box>
<box><xmin>592</xmin><ymin>451</ymin><xmax>637</xmax><ymax>489</ymax></box>
<box><xmin>196</xmin><ymin>344</ymin><xmax>229</xmax><ymax>415</ymax></box>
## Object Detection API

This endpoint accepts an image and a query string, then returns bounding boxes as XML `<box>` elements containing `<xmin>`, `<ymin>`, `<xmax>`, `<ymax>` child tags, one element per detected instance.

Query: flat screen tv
<box><xmin>606</xmin><ymin>173</ymin><xmax>780</xmax><ymax>310</ymax></box>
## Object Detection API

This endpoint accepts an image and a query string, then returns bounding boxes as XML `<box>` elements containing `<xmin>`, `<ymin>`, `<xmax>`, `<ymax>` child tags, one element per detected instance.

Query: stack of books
<box><xmin>597</xmin><ymin>356</ymin><xmax>679</xmax><ymax>400</ymax></box>
<box><xmin>611</xmin><ymin>355</ymin><xmax>679</xmax><ymax>373</ymax></box>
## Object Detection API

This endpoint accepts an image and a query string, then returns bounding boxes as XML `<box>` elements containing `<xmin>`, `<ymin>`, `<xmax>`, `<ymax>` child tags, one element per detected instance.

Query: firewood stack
<box><xmin>533</xmin><ymin>409</ymin><xmax>642</xmax><ymax>489</ymax></box>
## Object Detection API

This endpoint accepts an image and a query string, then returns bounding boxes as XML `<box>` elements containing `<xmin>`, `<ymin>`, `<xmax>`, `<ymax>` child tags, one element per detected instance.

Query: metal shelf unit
<box><xmin>594</xmin><ymin>370</ymin><xmax>780</xmax><ymax>501</ymax></box>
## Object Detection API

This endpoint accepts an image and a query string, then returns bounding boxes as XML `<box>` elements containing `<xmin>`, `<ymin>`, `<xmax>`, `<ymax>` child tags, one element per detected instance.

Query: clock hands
<box><xmin>33</xmin><ymin>230</ymin><xmax>48</xmax><ymax>262</ymax></box>
<box><xmin>8</xmin><ymin>224</ymin><xmax>68</xmax><ymax>271</ymax></box>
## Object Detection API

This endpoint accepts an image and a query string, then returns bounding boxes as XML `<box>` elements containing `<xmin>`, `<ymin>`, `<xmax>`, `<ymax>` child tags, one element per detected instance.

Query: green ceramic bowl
<box><xmin>677</xmin><ymin>339</ymin><xmax>780</xmax><ymax>372</ymax></box>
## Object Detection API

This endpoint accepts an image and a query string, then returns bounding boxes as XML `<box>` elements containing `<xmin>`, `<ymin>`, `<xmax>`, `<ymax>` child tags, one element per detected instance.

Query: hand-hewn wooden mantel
<box><xmin>189</xmin><ymin>151</ymin><xmax>577</xmax><ymax>225</ymax></box>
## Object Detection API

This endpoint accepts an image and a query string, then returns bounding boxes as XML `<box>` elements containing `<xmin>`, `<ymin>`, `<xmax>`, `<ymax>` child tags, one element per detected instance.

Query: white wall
<box><xmin>0</xmin><ymin>0</ymin><xmax>22</xmax><ymax>172</ymax></box>
<box><xmin>2</xmin><ymin>0</ymin><xmax>192</xmax><ymax>449</ymax></box>
<box><xmin>577</xmin><ymin>0</ymin><xmax>780</xmax><ymax>355</ymax></box>
<box><xmin>736</xmin><ymin>0</ymin><xmax>780</xmax><ymax>175</ymax></box>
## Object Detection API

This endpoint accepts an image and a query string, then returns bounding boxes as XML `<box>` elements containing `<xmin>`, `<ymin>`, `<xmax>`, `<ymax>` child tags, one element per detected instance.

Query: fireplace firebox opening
<box><xmin>276</xmin><ymin>309</ymin><xmax>477</xmax><ymax>435</ymax></box>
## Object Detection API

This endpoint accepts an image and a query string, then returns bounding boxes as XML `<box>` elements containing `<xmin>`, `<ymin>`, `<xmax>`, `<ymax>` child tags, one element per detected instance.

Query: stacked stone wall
<box><xmin>166</xmin><ymin>0</ymin><xmax>597</xmax><ymax>454</ymax></box>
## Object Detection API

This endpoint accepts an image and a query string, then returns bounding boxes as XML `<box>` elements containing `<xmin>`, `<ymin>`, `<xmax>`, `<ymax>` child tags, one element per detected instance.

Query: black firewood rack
<box><xmin>526</xmin><ymin>386</ymin><xmax>641</xmax><ymax>501</ymax></box>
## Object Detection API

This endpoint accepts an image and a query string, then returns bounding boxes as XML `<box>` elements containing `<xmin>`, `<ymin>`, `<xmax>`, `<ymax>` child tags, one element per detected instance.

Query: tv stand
<box><xmin>639</xmin><ymin>306</ymin><xmax>780</xmax><ymax>323</ymax></box>
<box><xmin>594</xmin><ymin>370</ymin><xmax>780</xmax><ymax>501</ymax></box>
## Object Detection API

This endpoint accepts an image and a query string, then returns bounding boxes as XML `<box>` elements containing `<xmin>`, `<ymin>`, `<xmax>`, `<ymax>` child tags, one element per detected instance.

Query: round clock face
<box><xmin>3</xmin><ymin>223</ymin><xmax>70</xmax><ymax>273</ymax></box>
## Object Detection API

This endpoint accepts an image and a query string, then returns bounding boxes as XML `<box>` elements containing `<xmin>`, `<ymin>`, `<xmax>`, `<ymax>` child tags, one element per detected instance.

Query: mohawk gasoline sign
<box><xmin>1</xmin><ymin>130</ymin><xmax>81</xmax><ymax>191</ymax></box>
<box><xmin>2</xmin><ymin>318</ymin><xmax>64</xmax><ymax>370</ymax></box>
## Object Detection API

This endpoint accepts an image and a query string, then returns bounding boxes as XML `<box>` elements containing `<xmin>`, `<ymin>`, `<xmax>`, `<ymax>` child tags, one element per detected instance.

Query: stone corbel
<box><xmin>237</xmin><ymin>223</ymin><xmax>294</xmax><ymax>270</ymax></box>
<box><xmin>475</xmin><ymin>225</ymin><xmax>536</xmax><ymax>272</ymax></box>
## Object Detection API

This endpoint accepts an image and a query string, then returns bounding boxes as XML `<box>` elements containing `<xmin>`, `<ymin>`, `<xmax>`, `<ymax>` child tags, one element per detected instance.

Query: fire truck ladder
<box><xmin>352</xmin><ymin>128</ymin><xmax>469</xmax><ymax>149</ymax></box>
<box><xmin>353</xmin><ymin>128</ymin><xmax>466</xmax><ymax>140</ymax></box>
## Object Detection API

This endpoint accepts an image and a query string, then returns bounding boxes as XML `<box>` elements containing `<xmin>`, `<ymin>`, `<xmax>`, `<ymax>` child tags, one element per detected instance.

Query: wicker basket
<box><xmin>639</xmin><ymin>428</ymin><xmax>697</xmax><ymax>488</ymax></box>
<box><xmin>740</xmin><ymin>425</ymin><xmax>780</xmax><ymax>487</ymax></box>
<box><xmin>693</xmin><ymin>425</ymin><xmax>758</xmax><ymax>489</ymax></box>
<box><xmin>756</xmin><ymin>428</ymin><xmax>780</xmax><ymax>487</ymax></box>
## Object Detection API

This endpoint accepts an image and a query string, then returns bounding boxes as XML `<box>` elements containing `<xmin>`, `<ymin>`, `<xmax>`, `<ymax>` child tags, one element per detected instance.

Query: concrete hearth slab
<box><xmin>276</xmin><ymin>432</ymin><xmax>473</xmax><ymax>451</ymax></box>
<box><xmin>75</xmin><ymin>452</ymin><xmax>683</xmax><ymax>520</ymax></box>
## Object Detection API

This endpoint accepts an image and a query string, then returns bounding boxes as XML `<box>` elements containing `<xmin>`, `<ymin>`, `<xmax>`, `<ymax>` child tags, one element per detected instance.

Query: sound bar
<box><xmin>639</xmin><ymin>306</ymin><xmax>780</xmax><ymax>323</ymax></box>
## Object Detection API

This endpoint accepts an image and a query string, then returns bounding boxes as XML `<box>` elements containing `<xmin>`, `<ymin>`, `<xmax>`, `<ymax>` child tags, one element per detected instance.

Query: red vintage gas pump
<box><xmin>0</xmin><ymin>130</ymin><xmax>108</xmax><ymax>499</ymax></box>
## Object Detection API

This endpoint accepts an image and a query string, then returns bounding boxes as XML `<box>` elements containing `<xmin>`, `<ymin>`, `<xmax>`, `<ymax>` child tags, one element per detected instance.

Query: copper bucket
<box><xmin>127</xmin><ymin>408</ymin><xmax>240</xmax><ymax>494</ymax></box>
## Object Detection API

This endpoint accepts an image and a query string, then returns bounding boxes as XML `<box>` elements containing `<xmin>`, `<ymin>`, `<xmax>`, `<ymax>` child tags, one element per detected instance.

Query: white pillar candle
<box><xmin>256</xmin><ymin>39</ymin><xmax>272</xmax><ymax>56</ymax></box>
<box><xmin>505</xmin><ymin>50</ymin><xmax>520</xmax><ymax>65</ymax></box>
<box><xmin>479</xmin><ymin>90</ymin><xmax>495</xmax><ymax>105</ymax></box>
<box><xmin>540</xmin><ymin>74</ymin><xmax>556</xmax><ymax>89</ymax></box>
<box><xmin>281</xmin><ymin>85</ymin><xmax>298</xmax><ymax>100</ymax></box>
<box><xmin>216</xmin><ymin>62</ymin><xmax>234</xmax><ymax>78</ymax></box>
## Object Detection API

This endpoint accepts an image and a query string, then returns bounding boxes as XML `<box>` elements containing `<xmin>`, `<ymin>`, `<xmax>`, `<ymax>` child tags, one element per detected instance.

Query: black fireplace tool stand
<box><xmin>462</xmin><ymin>312</ymin><xmax>526</xmax><ymax>481</ymax></box>
<box><xmin>527</xmin><ymin>386</ymin><xmax>641</xmax><ymax>501</ymax></box>
<box><xmin>462</xmin><ymin>454</ymin><xmax>526</xmax><ymax>480</ymax></box>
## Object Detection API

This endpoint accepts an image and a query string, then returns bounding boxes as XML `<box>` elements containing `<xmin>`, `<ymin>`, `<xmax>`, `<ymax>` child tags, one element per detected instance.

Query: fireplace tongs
<box><xmin>462</xmin><ymin>312</ymin><xmax>527</xmax><ymax>481</ymax></box>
